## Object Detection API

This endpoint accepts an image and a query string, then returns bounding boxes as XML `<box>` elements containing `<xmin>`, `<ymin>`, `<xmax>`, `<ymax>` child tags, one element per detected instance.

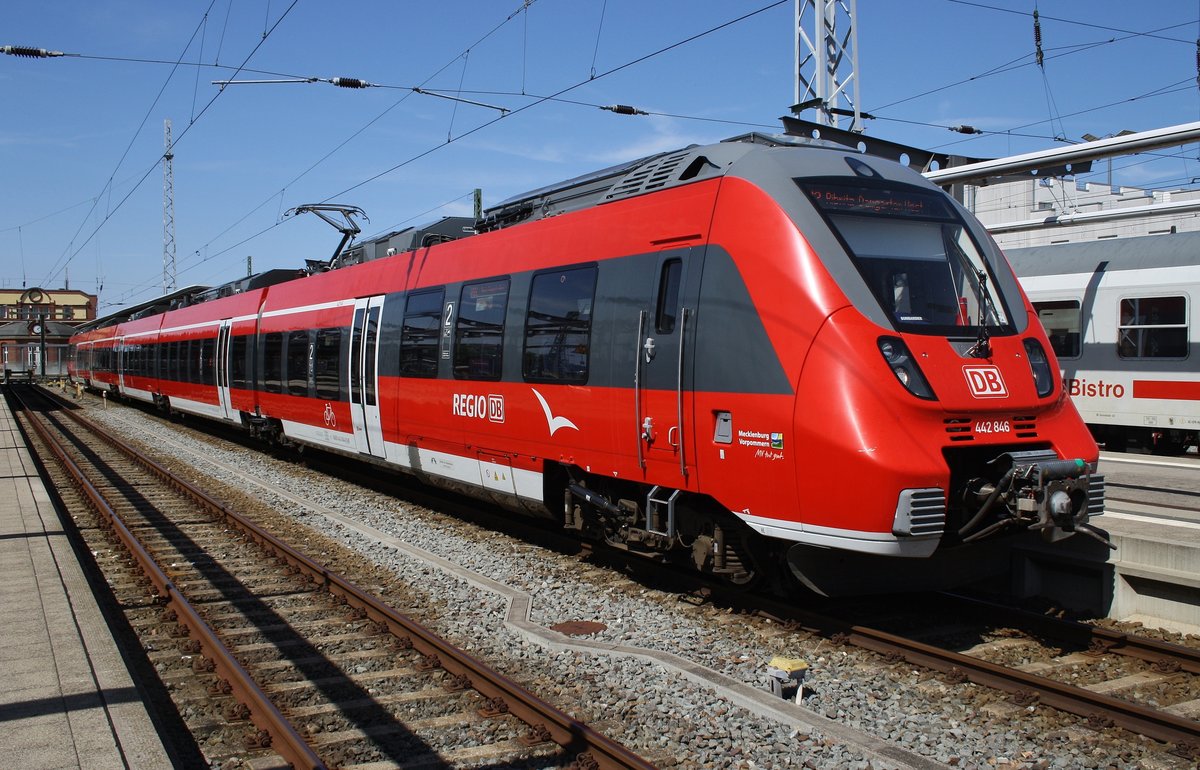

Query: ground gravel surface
<box><xmin>81</xmin><ymin>398</ymin><xmax>1195</xmax><ymax>770</ymax></box>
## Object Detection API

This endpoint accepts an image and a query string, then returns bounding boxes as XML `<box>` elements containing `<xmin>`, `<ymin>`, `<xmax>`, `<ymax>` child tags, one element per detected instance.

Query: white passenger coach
<box><xmin>1007</xmin><ymin>231</ymin><xmax>1197</xmax><ymax>453</ymax></box>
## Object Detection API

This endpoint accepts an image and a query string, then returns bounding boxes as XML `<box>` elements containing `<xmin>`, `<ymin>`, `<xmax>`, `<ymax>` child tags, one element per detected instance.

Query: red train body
<box><xmin>70</xmin><ymin>134</ymin><xmax>1106</xmax><ymax>595</ymax></box>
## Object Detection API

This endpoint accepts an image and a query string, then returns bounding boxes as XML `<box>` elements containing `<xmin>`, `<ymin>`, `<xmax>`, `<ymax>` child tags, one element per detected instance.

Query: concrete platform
<box><xmin>1010</xmin><ymin>507</ymin><xmax>1200</xmax><ymax>634</ymax></box>
<box><xmin>0</xmin><ymin>396</ymin><xmax>175</xmax><ymax>768</ymax></box>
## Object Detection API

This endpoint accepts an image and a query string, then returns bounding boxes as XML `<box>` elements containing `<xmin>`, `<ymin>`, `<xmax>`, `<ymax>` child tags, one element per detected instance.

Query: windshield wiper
<box><xmin>966</xmin><ymin>269</ymin><xmax>994</xmax><ymax>358</ymax></box>
<box><xmin>944</xmin><ymin>226</ymin><xmax>998</xmax><ymax>358</ymax></box>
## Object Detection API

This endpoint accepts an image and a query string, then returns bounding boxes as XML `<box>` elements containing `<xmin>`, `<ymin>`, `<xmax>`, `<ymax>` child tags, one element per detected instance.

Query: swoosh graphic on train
<box><xmin>531</xmin><ymin>388</ymin><xmax>578</xmax><ymax>436</ymax></box>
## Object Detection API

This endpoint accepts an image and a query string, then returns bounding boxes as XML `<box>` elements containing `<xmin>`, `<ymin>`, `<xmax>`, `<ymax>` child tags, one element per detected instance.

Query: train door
<box><xmin>215</xmin><ymin>319</ymin><xmax>234</xmax><ymax>420</ymax></box>
<box><xmin>634</xmin><ymin>248</ymin><xmax>701</xmax><ymax>484</ymax></box>
<box><xmin>349</xmin><ymin>295</ymin><xmax>387</xmax><ymax>458</ymax></box>
<box><xmin>116</xmin><ymin>337</ymin><xmax>125</xmax><ymax>391</ymax></box>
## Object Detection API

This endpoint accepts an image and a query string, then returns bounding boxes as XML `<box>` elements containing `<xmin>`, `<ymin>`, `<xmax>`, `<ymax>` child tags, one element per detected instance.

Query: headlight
<box><xmin>878</xmin><ymin>336</ymin><xmax>936</xmax><ymax>400</ymax></box>
<box><xmin>1023</xmin><ymin>338</ymin><xmax>1054</xmax><ymax>398</ymax></box>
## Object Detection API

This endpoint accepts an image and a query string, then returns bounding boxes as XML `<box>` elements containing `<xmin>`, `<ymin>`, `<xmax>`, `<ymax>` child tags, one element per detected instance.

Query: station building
<box><xmin>965</xmin><ymin>177</ymin><xmax>1200</xmax><ymax>248</ymax></box>
<box><xmin>0</xmin><ymin>287</ymin><xmax>97</xmax><ymax>378</ymax></box>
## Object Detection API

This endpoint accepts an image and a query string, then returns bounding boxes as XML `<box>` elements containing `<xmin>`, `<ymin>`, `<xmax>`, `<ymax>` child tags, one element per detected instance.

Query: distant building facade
<box><xmin>966</xmin><ymin>178</ymin><xmax>1200</xmax><ymax>249</ymax></box>
<box><xmin>0</xmin><ymin>286</ymin><xmax>96</xmax><ymax>323</ymax></box>
<box><xmin>0</xmin><ymin>287</ymin><xmax>94</xmax><ymax>378</ymax></box>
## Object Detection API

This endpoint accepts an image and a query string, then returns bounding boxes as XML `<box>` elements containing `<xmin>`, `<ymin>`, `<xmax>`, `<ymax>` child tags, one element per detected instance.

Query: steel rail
<box><xmin>744</xmin><ymin>586</ymin><xmax>1200</xmax><ymax>756</ymax></box>
<box><xmin>33</xmin><ymin>387</ymin><xmax>656</xmax><ymax>770</ymax></box>
<box><xmin>846</xmin><ymin>624</ymin><xmax>1200</xmax><ymax>750</ymax></box>
<box><xmin>945</xmin><ymin>593</ymin><xmax>1200</xmax><ymax>676</ymax></box>
<box><xmin>13</xmin><ymin>391</ymin><xmax>325</xmax><ymax>770</ymax></box>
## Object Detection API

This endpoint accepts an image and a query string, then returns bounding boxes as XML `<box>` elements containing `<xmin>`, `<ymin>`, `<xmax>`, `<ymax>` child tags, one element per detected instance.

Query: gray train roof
<box><xmin>1005</xmin><ymin>231</ymin><xmax>1200</xmax><ymax>277</ymax></box>
<box><xmin>478</xmin><ymin>132</ymin><xmax>827</xmax><ymax>232</ymax></box>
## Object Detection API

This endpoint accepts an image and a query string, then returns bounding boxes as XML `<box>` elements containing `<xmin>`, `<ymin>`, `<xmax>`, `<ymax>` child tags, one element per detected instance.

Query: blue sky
<box><xmin>3</xmin><ymin>1</ymin><xmax>1198</xmax><ymax>315</ymax></box>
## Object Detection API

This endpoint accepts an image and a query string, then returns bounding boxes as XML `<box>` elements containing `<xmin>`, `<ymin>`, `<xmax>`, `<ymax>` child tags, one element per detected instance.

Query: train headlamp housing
<box><xmin>878</xmin><ymin>337</ymin><xmax>936</xmax><ymax>400</ymax></box>
<box><xmin>1023</xmin><ymin>338</ymin><xmax>1055</xmax><ymax>398</ymax></box>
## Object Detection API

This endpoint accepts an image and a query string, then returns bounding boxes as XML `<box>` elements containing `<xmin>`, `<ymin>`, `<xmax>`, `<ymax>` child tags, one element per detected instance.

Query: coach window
<box><xmin>454</xmin><ymin>278</ymin><xmax>509</xmax><ymax>380</ymax></box>
<box><xmin>263</xmin><ymin>332</ymin><xmax>284</xmax><ymax>393</ymax></box>
<box><xmin>199</xmin><ymin>338</ymin><xmax>216</xmax><ymax>385</ymax></box>
<box><xmin>187</xmin><ymin>341</ymin><xmax>197</xmax><ymax>383</ymax></box>
<box><xmin>1033</xmin><ymin>300</ymin><xmax>1081</xmax><ymax>358</ymax></box>
<box><xmin>314</xmin><ymin>328</ymin><xmax>342</xmax><ymax>399</ymax></box>
<box><xmin>190</xmin><ymin>340</ymin><xmax>201</xmax><ymax>383</ymax></box>
<box><xmin>286</xmin><ymin>330</ymin><xmax>310</xmax><ymax>396</ymax></box>
<box><xmin>184</xmin><ymin>340</ymin><xmax>196</xmax><ymax>383</ymax></box>
<box><xmin>656</xmin><ymin>259</ymin><xmax>683</xmax><ymax>334</ymax></box>
<box><xmin>1117</xmin><ymin>296</ymin><xmax>1187</xmax><ymax>359</ymax></box>
<box><xmin>401</xmin><ymin>288</ymin><xmax>444</xmax><ymax>377</ymax></box>
<box><xmin>523</xmin><ymin>265</ymin><xmax>598</xmax><ymax>384</ymax></box>
<box><xmin>230</xmin><ymin>336</ymin><xmax>248</xmax><ymax>390</ymax></box>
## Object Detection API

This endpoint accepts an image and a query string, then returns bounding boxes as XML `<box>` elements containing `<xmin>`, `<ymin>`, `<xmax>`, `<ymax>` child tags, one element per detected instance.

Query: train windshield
<box><xmin>801</xmin><ymin>180</ymin><xmax>1012</xmax><ymax>336</ymax></box>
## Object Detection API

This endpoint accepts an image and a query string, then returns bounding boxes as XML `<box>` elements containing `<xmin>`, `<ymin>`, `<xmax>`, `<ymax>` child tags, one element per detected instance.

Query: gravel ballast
<box><xmin>80</xmin><ymin>399</ymin><xmax>1191</xmax><ymax>770</ymax></box>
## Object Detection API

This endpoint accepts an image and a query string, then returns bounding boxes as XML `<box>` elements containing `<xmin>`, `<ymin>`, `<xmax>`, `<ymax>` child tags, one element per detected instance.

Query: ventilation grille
<box><xmin>893</xmin><ymin>488</ymin><xmax>946</xmax><ymax>537</ymax></box>
<box><xmin>603</xmin><ymin>150</ymin><xmax>694</xmax><ymax>202</ymax></box>
<box><xmin>944</xmin><ymin>417</ymin><xmax>972</xmax><ymax>442</ymax></box>
<box><xmin>1013</xmin><ymin>415</ymin><xmax>1038</xmax><ymax>438</ymax></box>
<box><xmin>943</xmin><ymin>416</ymin><xmax>1039</xmax><ymax>442</ymax></box>
<box><xmin>1087</xmin><ymin>474</ymin><xmax>1105</xmax><ymax>518</ymax></box>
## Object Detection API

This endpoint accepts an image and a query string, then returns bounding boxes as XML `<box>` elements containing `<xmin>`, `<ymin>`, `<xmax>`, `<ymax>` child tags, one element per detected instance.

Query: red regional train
<box><xmin>70</xmin><ymin>133</ymin><xmax>1109</xmax><ymax>595</ymax></box>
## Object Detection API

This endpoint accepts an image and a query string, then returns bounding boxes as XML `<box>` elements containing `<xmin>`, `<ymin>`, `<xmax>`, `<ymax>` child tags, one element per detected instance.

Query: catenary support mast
<box><xmin>795</xmin><ymin>0</ymin><xmax>862</xmax><ymax>132</ymax></box>
<box><xmin>162</xmin><ymin>119</ymin><xmax>177</xmax><ymax>293</ymax></box>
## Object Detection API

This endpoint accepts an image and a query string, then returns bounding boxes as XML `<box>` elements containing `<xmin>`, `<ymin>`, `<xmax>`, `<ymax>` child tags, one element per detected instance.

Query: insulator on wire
<box><xmin>949</xmin><ymin>125</ymin><xmax>983</xmax><ymax>135</ymax></box>
<box><xmin>601</xmin><ymin>104</ymin><xmax>648</xmax><ymax>116</ymax></box>
<box><xmin>330</xmin><ymin>77</ymin><xmax>370</xmax><ymax>89</ymax></box>
<box><xmin>2</xmin><ymin>45</ymin><xmax>65</xmax><ymax>58</ymax></box>
<box><xmin>1033</xmin><ymin>10</ymin><xmax>1044</xmax><ymax>69</ymax></box>
<box><xmin>1195</xmin><ymin>39</ymin><xmax>1199</xmax><ymax>90</ymax></box>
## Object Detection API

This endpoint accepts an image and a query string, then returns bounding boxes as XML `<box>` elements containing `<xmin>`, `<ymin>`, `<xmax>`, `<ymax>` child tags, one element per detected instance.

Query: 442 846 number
<box><xmin>974</xmin><ymin>419</ymin><xmax>1011</xmax><ymax>435</ymax></box>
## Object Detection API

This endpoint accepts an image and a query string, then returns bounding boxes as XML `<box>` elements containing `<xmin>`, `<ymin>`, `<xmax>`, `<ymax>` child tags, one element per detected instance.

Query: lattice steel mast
<box><xmin>162</xmin><ymin>119</ymin><xmax>177</xmax><ymax>293</ymax></box>
<box><xmin>794</xmin><ymin>0</ymin><xmax>862</xmax><ymax>132</ymax></box>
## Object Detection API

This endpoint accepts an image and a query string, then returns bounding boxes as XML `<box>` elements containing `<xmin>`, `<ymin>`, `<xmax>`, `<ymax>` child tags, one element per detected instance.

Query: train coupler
<box><xmin>960</xmin><ymin>450</ymin><xmax>1109</xmax><ymax>547</ymax></box>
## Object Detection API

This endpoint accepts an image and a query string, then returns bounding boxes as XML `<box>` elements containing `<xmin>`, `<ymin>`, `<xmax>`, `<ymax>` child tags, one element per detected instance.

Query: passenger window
<box><xmin>655</xmin><ymin>259</ymin><xmax>682</xmax><ymax>334</ymax></box>
<box><xmin>401</xmin><ymin>289</ymin><xmax>444</xmax><ymax>378</ymax></box>
<box><xmin>455</xmin><ymin>278</ymin><xmax>509</xmax><ymax>380</ymax></box>
<box><xmin>230</xmin><ymin>336</ymin><xmax>248</xmax><ymax>390</ymax></box>
<box><xmin>1118</xmin><ymin>296</ymin><xmax>1187</xmax><ymax>359</ymax></box>
<box><xmin>199</xmin><ymin>338</ymin><xmax>216</xmax><ymax>386</ymax></box>
<box><xmin>314</xmin><ymin>328</ymin><xmax>342</xmax><ymax>400</ymax></box>
<box><xmin>523</xmin><ymin>265</ymin><xmax>598</xmax><ymax>384</ymax></box>
<box><xmin>286</xmin><ymin>330</ymin><xmax>310</xmax><ymax>396</ymax></box>
<box><xmin>262</xmin><ymin>332</ymin><xmax>283</xmax><ymax>393</ymax></box>
<box><xmin>183</xmin><ymin>340</ymin><xmax>195</xmax><ymax>383</ymax></box>
<box><xmin>1033</xmin><ymin>300</ymin><xmax>1081</xmax><ymax>358</ymax></box>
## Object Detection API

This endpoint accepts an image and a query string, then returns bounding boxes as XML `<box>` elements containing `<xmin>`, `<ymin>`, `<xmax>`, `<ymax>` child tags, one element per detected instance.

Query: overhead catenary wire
<box><xmin>947</xmin><ymin>0</ymin><xmax>1196</xmax><ymax>45</ymax></box>
<box><xmin>105</xmin><ymin>1</ymin><xmax>789</xmax><ymax>312</ymax></box>
<box><xmin>32</xmin><ymin>0</ymin><xmax>220</xmax><ymax>289</ymax></box>
<box><xmin>929</xmin><ymin>77</ymin><xmax>1195</xmax><ymax>153</ymax></box>
<box><xmin>322</xmin><ymin>0</ymin><xmax>788</xmax><ymax>203</ymax></box>
<box><xmin>38</xmin><ymin>0</ymin><xmax>302</xmax><ymax>289</ymax></box>
<box><xmin>102</xmin><ymin>0</ymin><xmax>546</xmax><ymax>308</ymax></box>
<box><xmin>173</xmin><ymin>0</ymin><xmax>540</xmax><ymax>279</ymax></box>
<box><xmin>13</xmin><ymin>2</ymin><xmax>1195</xmax><ymax>308</ymax></box>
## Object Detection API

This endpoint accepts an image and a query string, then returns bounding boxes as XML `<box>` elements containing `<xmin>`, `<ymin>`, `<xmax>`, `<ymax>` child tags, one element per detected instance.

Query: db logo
<box><xmin>963</xmin><ymin>365</ymin><xmax>1008</xmax><ymax>398</ymax></box>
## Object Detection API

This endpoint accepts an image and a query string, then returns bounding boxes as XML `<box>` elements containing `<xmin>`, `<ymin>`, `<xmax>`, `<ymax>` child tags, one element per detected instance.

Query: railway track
<box><xmin>51</xmin><ymin>385</ymin><xmax>1200</xmax><ymax>766</ymax></box>
<box><xmin>10</xmin><ymin>385</ymin><xmax>654</xmax><ymax>770</ymax></box>
<box><xmin>803</xmin><ymin>594</ymin><xmax>1200</xmax><ymax>762</ymax></box>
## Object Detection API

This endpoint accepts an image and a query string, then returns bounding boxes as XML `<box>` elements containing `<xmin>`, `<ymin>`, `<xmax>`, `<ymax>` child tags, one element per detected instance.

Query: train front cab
<box><xmin>708</xmin><ymin>147</ymin><xmax>1107</xmax><ymax>595</ymax></box>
